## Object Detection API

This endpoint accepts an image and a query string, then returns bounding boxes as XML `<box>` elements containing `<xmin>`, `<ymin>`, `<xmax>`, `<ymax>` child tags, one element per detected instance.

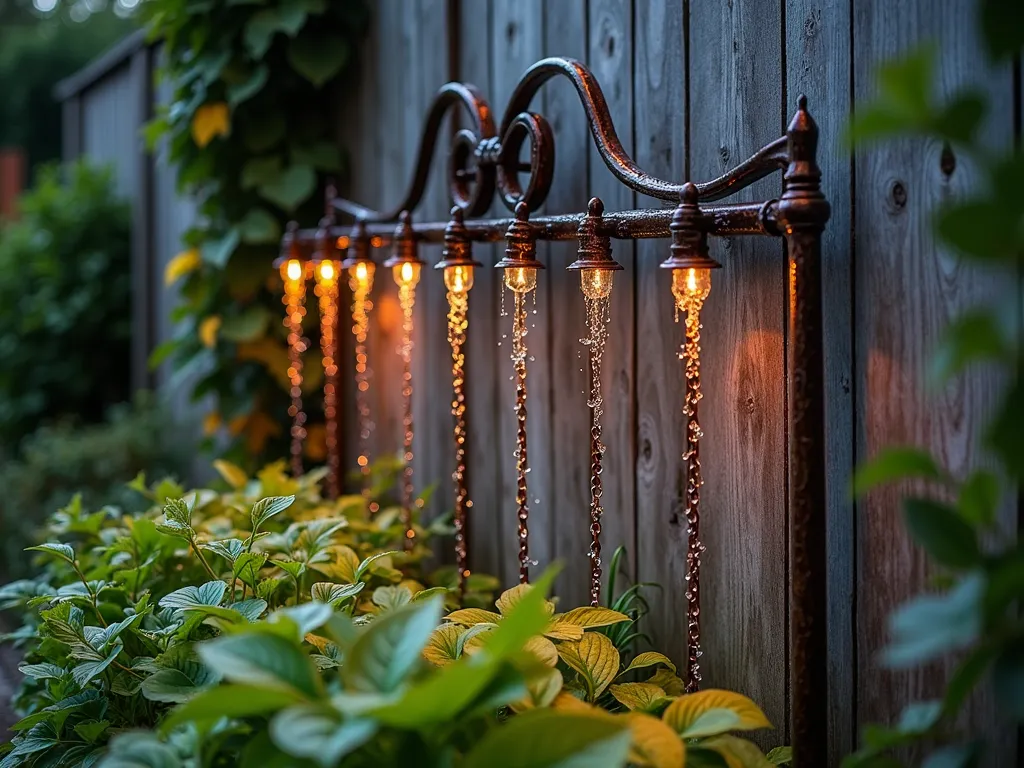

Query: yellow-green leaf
<box><xmin>445</xmin><ymin>608</ymin><xmax>503</xmax><ymax>626</ymax></box>
<box><xmin>496</xmin><ymin>583</ymin><xmax>555</xmax><ymax>617</ymax></box>
<box><xmin>624</xmin><ymin>712</ymin><xmax>686</xmax><ymax>768</ymax></box>
<box><xmin>648</xmin><ymin>669</ymin><xmax>686</xmax><ymax>696</ymax></box>
<box><xmin>557</xmin><ymin>632</ymin><xmax>620</xmax><ymax>702</ymax></box>
<box><xmin>544</xmin><ymin>621</ymin><xmax>585</xmax><ymax>642</ymax></box>
<box><xmin>191</xmin><ymin>102</ymin><xmax>230</xmax><ymax>147</ymax></box>
<box><xmin>199</xmin><ymin>316</ymin><xmax>221</xmax><ymax>348</ymax></box>
<box><xmin>554</xmin><ymin>606</ymin><xmax>631</xmax><ymax>629</ymax></box>
<box><xmin>609</xmin><ymin>683</ymin><xmax>671</xmax><ymax>712</ymax></box>
<box><xmin>422</xmin><ymin>624</ymin><xmax>464</xmax><ymax>667</ymax></box>
<box><xmin>523</xmin><ymin>635</ymin><xmax>559</xmax><ymax>667</ymax></box>
<box><xmin>663</xmin><ymin>690</ymin><xmax>771</xmax><ymax>739</ymax></box>
<box><xmin>319</xmin><ymin>546</ymin><xmax>360</xmax><ymax>584</ymax></box>
<box><xmin>622</xmin><ymin>652</ymin><xmax>677</xmax><ymax>676</ymax></box>
<box><xmin>512</xmin><ymin>668</ymin><xmax>563</xmax><ymax>712</ymax></box>
<box><xmin>213</xmin><ymin>459</ymin><xmax>249</xmax><ymax>489</ymax></box>
<box><xmin>694</xmin><ymin>735</ymin><xmax>773</xmax><ymax>768</ymax></box>
<box><xmin>164</xmin><ymin>248</ymin><xmax>201</xmax><ymax>285</ymax></box>
<box><xmin>551</xmin><ymin>691</ymin><xmax>602</xmax><ymax>713</ymax></box>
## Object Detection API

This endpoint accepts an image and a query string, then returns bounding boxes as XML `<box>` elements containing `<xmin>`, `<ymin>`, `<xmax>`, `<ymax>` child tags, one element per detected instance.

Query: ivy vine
<box><xmin>145</xmin><ymin>0</ymin><xmax>369</xmax><ymax>466</ymax></box>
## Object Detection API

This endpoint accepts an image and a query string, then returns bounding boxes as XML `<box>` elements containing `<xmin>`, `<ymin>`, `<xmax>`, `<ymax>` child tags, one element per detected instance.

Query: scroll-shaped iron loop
<box><xmin>502</xmin><ymin>57</ymin><xmax>788</xmax><ymax>202</ymax></box>
<box><xmin>496</xmin><ymin>112</ymin><xmax>554</xmax><ymax>213</ymax></box>
<box><xmin>332</xmin><ymin>82</ymin><xmax>496</xmax><ymax>222</ymax></box>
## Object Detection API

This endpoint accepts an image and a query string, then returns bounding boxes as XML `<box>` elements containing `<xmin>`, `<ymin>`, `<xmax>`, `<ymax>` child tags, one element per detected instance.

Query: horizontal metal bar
<box><xmin>292</xmin><ymin>201</ymin><xmax>780</xmax><ymax>254</ymax></box>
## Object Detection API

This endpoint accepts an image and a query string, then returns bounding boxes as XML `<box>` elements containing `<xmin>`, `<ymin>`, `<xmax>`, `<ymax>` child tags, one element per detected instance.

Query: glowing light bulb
<box><xmin>444</xmin><ymin>264</ymin><xmax>475</xmax><ymax>294</ymax></box>
<box><xmin>671</xmin><ymin>267</ymin><xmax>712</xmax><ymax>311</ymax></box>
<box><xmin>580</xmin><ymin>268</ymin><xmax>614</xmax><ymax>300</ymax></box>
<box><xmin>504</xmin><ymin>266</ymin><xmax>537</xmax><ymax>294</ymax></box>
<box><xmin>393</xmin><ymin>261</ymin><xmax>421</xmax><ymax>288</ymax></box>
<box><xmin>284</xmin><ymin>259</ymin><xmax>303</xmax><ymax>282</ymax></box>
<box><xmin>318</xmin><ymin>261</ymin><xmax>335</xmax><ymax>282</ymax></box>
<box><xmin>348</xmin><ymin>261</ymin><xmax>375</xmax><ymax>290</ymax></box>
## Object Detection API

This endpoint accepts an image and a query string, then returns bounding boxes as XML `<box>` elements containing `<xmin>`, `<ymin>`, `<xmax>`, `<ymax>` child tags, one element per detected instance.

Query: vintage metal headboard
<box><xmin>277</xmin><ymin>57</ymin><xmax>831</xmax><ymax>764</ymax></box>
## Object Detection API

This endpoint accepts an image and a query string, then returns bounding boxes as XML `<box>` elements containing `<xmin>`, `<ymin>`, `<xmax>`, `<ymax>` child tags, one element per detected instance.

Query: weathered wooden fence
<box><xmin>58</xmin><ymin>1</ymin><xmax>1020</xmax><ymax>763</ymax></box>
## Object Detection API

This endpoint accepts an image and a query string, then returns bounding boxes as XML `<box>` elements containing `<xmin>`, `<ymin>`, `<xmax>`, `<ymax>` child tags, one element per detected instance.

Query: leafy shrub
<box><xmin>0</xmin><ymin>161</ymin><xmax>131</xmax><ymax>449</ymax></box>
<box><xmin>0</xmin><ymin>396</ymin><xmax>192</xmax><ymax>580</ymax></box>
<box><xmin>841</xmin><ymin>4</ymin><xmax>1023</xmax><ymax>765</ymax></box>
<box><xmin>0</xmin><ymin>466</ymin><xmax>788</xmax><ymax>766</ymax></box>
<box><xmin>144</xmin><ymin>0</ymin><xmax>369</xmax><ymax>465</ymax></box>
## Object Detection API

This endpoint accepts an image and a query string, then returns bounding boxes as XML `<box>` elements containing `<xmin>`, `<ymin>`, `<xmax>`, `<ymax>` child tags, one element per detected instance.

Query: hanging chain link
<box><xmin>283</xmin><ymin>269</ymin><xmax>307</xmax><ymax>478</ymax></box>
<box><xmin>447</xmin><ymin>289</ymin><xmax>471</xmax><ymax>595</ymax></box>
<box><xmin>398</xmin><ymin>280</ymin><xmax>417</xmax><ymax>549</ymax></box>
<box><xmin>682</xmin><ymin>303</ymin><xmax>706</xmax><ymax>693</ymax></box>
<box><xmin>316</xmin><ymin>263</ymin><xmax>340</xmax><ymax>498</ymax></box>
<box><xmin>512</xmin><ymin>290</ymin><xmax>531</xmax><ymax>584</ymax></box>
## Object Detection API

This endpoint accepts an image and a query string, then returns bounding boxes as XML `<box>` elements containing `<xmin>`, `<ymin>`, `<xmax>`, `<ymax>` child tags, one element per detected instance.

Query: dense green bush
<box><xmin>0</xmin><ymin>161</ymin><xmax>131</xmax><ymax>449</ymax></box>
<box><xmin>0</xmin><ymin>463</ymin><xmax>788</xmax><ymax>766</ymax></box>
<box><xmin>0</xmin><ymin>397</ymin><xmax>192</xmax><ymax>580</ymax></box>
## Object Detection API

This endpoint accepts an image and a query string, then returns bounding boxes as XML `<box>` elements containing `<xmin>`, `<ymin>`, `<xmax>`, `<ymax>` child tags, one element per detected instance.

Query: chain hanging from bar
<box><xmin>282</xmin><ymin>260</ymin><xmax>308</xmax><ymax>478</ymax></box>
<box><xmin>398</xmin><ymin>277</ymin><xmax>416</xmax><ymax>547</ymax></box>
<box><xmin>511</xmin><ymin>288</ymin><xmax>531</xmax><ymax>583</ymax></box>
<box><xmin>315</xmin><ymin>258</ymin><xmax>341</xmax><ymax>498</ymax></box>
<box><xmin>447</xmin><ymin>287</ymin><xmax>470</xmax><ymax>591</ymax></box>
<box><xmin>681</xmin><ymin>300</ymin><xmax>707</xmax><ymax>692</ymax></box>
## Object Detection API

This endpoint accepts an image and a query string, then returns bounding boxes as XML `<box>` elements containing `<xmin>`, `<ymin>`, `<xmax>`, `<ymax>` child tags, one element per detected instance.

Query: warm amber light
<box><xmin>393</xmin><ymin>261</ymin><xmax>421</xmax><ymax>288</ymax></box>
<box><xmin>671</xmin><ymin>267</ymin><xmax>711</xmax><ymax>311</ymax></box>
<box><xmin>444</xmin><ymin>264</ymin><xmax>475</xmax><ymax>294</ymax></box>
<box><xmin>317</xmin><ymin>261</ymin><xmax>335</xmax><ymax>282</ymax></box>
<box><xmin>580</xmin><ymin>268</ymin><xmax>614</xmax><ymax>300</ymax></box>
<box><xmin>284</xmin><ymin>259</ymin><xmax>303</xmax><ymax>282</ymax></box>
<box><xmin>504</xmin><ymin>266</ymin><xmax>537</xmax><ymax>294</ymax></box>
<box><xmin>348</xmin><ymin>261</ymin><xmax>375</xmax><ymax>289</ymax></box>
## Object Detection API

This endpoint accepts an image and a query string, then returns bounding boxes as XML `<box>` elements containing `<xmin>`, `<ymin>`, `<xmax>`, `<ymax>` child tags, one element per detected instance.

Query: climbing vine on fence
<box><xmin>143</xmin><ymin>0</ymin><xmax>368</xmax><ymax>467</ymax></box>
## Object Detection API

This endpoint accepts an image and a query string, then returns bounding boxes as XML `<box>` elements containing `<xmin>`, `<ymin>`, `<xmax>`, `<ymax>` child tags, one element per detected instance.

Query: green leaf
<box><xmin>251</xmin><ymin>496</ymin><xmax>296</xmax><ymax>533</ymax></box>
<box><xmin>160</xmin><ymin>581</ymin><xmax>227</xmax><ymax>611</ymax></box>
<box><xmin>897</xmin><ymin>700</ymin><xmax>942</xmax><ymax>733</ymax></box>
<box><xmin>921</xmin><ymin>744</ymin><xmax>980</xmax><ymax>768</ymax></box>
<box><xmin>554</xmin><ymin>606</ymin><xmax>631</xmax><ymax>629</ymax></box>
<box><xmin>103</xmin><ymin>730</ymin><xmax>182</xmax><ymax>767</ymax></box>
<box><xmin>290</xmin><ymin>141</ymin><xmax>342</xmax><ymax>172</ymax></box>
<box><xmin>621</xmin><ymin>652</ymin><xmax>676</xmax><ymax>676</ymax></box>
<box><xmin>557</xmin><ymin>633</ymin><xmax>619</xmax><ymax>702</ymax></box>
<box><xmin>903</xmin><ymin>498</ymin><xmax>981</xmax><ymax>568</ymax></box>
<box><xmin>310</xmin><ymin>582</ymin><xmax>364</xmax><ymax>607</ymax></box>
<box><xmin>986</xmin><ymin>376</ymin><xmax>1024</xmax><ymax>478</ymax></box>
<box><xmin>200</xmin><ymin>229</ymin><xmax>241</xmax><ymax>268</ymax></box>
<box><xmin>241</xmin><ymin>156</ymin><xmax>283</xmax><ymax>190</ymax></box>
<box><xmin>26</xmin><ymin>543</ymin><xmax>75</xmax><ymax>565</ymax></box>
<box><xmin>287</xmin><ymin>34</ymin><xmax>349</xmax><ymax>88</ymax></box>
<box><xmin>198</xmin><ymin>632</ymin><xmax>323</xmax><ymax>699</ymax></box>
<box><xmin>957</xmin><ymin>470</ymin><xmax>1001</xmax><ymax>527</ymax></box>
<box><xmin>244</xmin><ymin>6</ymin><xmax>309</xmax><ymax>58</ymax></box>
<box><xmin>931</xmin><ymin>311</ymin><xmax>1011</xmax><ymax>382</ymax></box>
<box><xmin>271</xmin><ymin>602</ymin><xmax>334</xmax><ymax>638</ymax></box>
<box><xmin>141</xmin><ymin>664</ymin><xmax>217</xmax><ymax>703</ymax></box>
<box><xmin>943</xmin><ymin>645</ymin><xmax>998</xmax><ymax>716</ymax></box>
<box><xmin>663</xmin><ymin>690</ymin><xmax>772</xmax><ymax>738</ymax></box>
<box><xmin>162</xmin><ymin>684</ymin><xmax>305</xmax><ymax>733</ymax></box>
<box><xmin>234</xmin><ymin>553</ymin><xmax>269</xmax><ymax>589</ymax></box>
<box><xmin>257</xmin><ymin>164</ymin><xmax>317</xmax><ymax>212</ymax></box>
<box><xmin>270</xmin><ymin>706</ymin><xmax>376</xmax><ymax>767</ymax></box>
<box><xmin>767</xmin><ymin>746</ymin><xmax>793</xmax><ymax>765</ymax></box>
<box><xmin>227</xmin><ymin>65</ymin><xmax>269</xmax><ymax>107</ymax></box>
<box><xmin>203</xmin><ymin>538</ymin><xmax>245</xmax><ymax>565</ymax></box>
<box><xmin>243</xmin><ymin>114</ymin><xmax>286</xmax><ymax>152</ymax></box>
<box><xmin>71</xmin><ymin>642</ymin><xmax>123</xmax><ymax>687</ymax></box>
<box><xmin>239</xmin><ymin>207</ymin><xmax>282</xmax><ymax>245</ymax></box>
<box><xmin>463</xmin><ymin>708</ymin><xmax>631</xmax><ymax>768</ymax></box>
<box><xmin>883</xmin><ymin>572</ymin><xmax>983</xmax><ymax>667</ymax></box>
<box><xmin>694</xmin><ymin>735</ymin><xmax>773</xmax><ymax>768</ymax></box>
<box><xmin>932</xmin><ymin>91</ymin><xmax>986</xmax><ymax>143</ymax></box>
<box><xmin>343</xmin><ymin>596</ymin><xmax>443</xmax><ymax>693</ymax></box>
<box><xmin>852</xmin><ymin>447</ymin><xmax>944</xmax><ymax>496</ymax></box>
<box><xmin>355</xmin><ymin>551</ymin><xmax>401</xmax><ymax>582</ymax></box>
<box><xmin>372</xmin><ymin>585</ymin><xmax>413</xmax><ymax>611</ymax></box>
<box><xmin>609</xmin><ymin>683</ymin><xmax>671</xmax><ymax>712</ymax></box>
<box><xmin>220</xmin><ymin>306</ymin><xmax>271</xmax><ymax>343</ymax></box>
<box><xmin>17</xmin><ymin>663</ymin><xmax>65</xmax><ymax>681</ymax></box>
<box><xmin>936</xmin><ymin>200</ymin><xmax>1020</xmax><ymax>262</ymax></box>
<box><xmin>73</xmin><ymin>719</ymin><xmax>109</xmax><ymax>744</ymax></box>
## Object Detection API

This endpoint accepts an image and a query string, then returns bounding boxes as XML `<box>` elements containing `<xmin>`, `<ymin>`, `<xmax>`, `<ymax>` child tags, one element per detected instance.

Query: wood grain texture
<box><xmin>405</xmin><ymin>0</ymin><xmax>455</xmax><ymax>536</ymax></box>
<box><xmin>853</xmin><ymin>1</ymin><xmax>1018</xmax><ymax>763</ymax></box>
<box><xmin>458</xmin><ymin>0</ymin><xmax>506</xmax><ymax>581</ymax></box>
<box><xmin>586</xmin><ymin>0</ymin><xmax>637</xmax><ymax>590</ymax></box>
<box><xmin>784</xmin><ymin>0</ymin><xmax>854</xmax><ymax>760</ymax></box>
<box><xmin>632</xmin><ymin>0</ymin><xmax>688</xmax><ymax>669</ymax></box>
<box><xmin>688</xmin><ymin>0</ymin><xmax>788</xmax><ymax>746</ymax></box>
<box><xmin>542</xmin><ymin>0</ymin><xmax>593</xmax><ymax>604</ymax></box>
<box><xmin>490</xmin><ymin>0</ymin><xmax>551</xmax><ymax>588</ymax></box>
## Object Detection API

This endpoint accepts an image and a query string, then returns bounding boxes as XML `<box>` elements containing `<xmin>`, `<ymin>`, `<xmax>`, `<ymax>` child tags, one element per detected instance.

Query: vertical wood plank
<box><xmin>543</xmin><ymin>0</ymin><xmax>591</xmax><ymax>604</ymax></box>
<box><xmin>491</xmin><ymin>0</ymin><xmax>548</xmax><ymax>588</ymax></box>
<box><xmin>406</xmin><ymin>0</ymin><xmax>455</xmax><ymax>535</ymax></box>
<box><xmin>459</xmin><ymin>0</ymin><xmax>506</xmax><ymax>581</ymax></box>
<box><xmin>587</xmin><ymin>0</ymin><xmax>637</xmax><ymax>592</ymax></box>
<box><xmin>688</xmin><ymin>0</ymin><xmax>788</xmax><ymax>745</ymax></box>
<box><xmin>129</xmin><ymin>48</ymin><xmax>154</xmax><ymax>393</ymax></box>
<box><xmin>784</xmin><ymin>0</ymin><xmax>854</xmax><ymax>761</ymax></box>
<box><xmin>853</xmin><ymin>1</ymin><xmax>1018</xmax><ymax>763</ymax></box>
<box><xmin>633</xmin><ymin>0</ymin><xmax>688</xmax><ymax>667</ymax></box>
